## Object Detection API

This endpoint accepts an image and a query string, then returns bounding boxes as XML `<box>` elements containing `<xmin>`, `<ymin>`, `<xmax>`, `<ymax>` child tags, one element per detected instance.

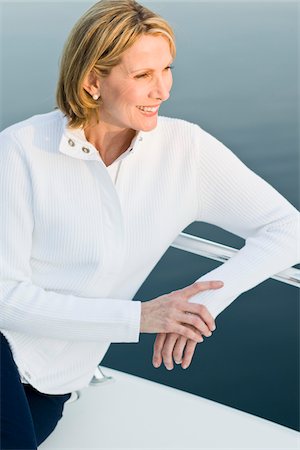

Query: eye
<box><xmin>134</xmin><ymin>72</ymin><xmax>150</xmax><ymax>79</ymax></box>
<box><xmin>165</xmin><ymin>65</ymin><xmax>174</xmax><ymax>71</ymax></box>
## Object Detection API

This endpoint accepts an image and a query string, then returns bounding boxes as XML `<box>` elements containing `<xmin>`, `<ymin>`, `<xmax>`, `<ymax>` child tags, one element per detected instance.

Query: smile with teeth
<box><xmin>137</xmin><ymin>105</ymin><xmax>159</xmax><ymax>112</ymax></box>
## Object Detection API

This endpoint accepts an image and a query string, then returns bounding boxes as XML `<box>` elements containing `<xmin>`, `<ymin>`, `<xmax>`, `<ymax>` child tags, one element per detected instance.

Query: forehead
<box><xmin>120</xmin><ymin>34</ymin><xmax>173</xmax><ymax>68</ymax></box>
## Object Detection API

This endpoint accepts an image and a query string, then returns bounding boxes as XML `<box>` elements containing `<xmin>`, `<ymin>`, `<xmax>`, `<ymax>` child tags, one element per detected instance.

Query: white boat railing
<box><xmin>171</xmin><ymin>232</ymin><xmax>300</xmax><ymax>288</ymax></box>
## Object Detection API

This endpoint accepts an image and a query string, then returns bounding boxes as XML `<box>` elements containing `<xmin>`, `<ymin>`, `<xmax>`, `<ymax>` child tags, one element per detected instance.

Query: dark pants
<box><xmin>0</xmin><ymin>333</ymin><xmax>71</xmax><ymax>450</ymax></box>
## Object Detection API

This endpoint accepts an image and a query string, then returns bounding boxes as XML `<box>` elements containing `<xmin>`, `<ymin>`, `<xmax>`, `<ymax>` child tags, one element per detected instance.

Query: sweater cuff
<box><xmin>128</xmin><ymin>300</ymin><xmax>141</xmax><ymax>342</ymax></box>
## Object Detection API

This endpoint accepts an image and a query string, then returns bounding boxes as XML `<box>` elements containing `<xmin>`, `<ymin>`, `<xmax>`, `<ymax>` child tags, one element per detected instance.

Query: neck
<box><xmin>84</xmin><ymin>122</ymin><xmax>136</xmax><ymax>166</ymax></box>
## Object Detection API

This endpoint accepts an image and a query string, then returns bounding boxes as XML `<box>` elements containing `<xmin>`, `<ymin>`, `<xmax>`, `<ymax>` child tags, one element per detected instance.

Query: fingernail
<box><xmin>166</xmin><ymin>365</ymin><xmax>173</xmax><ymax>370</ymax></box>
<box><xmin>211</xmin><ymin>326</ymin><xmax>216</xmax><ymax>331</ymax></box>
<box><xmin>182</xmin><ymin>364</ymin><xmax>188</xmax><ymax>369</ymax></box>
<box><xmin>153</xmin><ymin>361</ymin><xmax>159</xmax><ymax>368</ymax></box>
<box><xmin>174</xmin><ymin>360</ymin><xmax>182</xmax><ymax>364</ymax></box>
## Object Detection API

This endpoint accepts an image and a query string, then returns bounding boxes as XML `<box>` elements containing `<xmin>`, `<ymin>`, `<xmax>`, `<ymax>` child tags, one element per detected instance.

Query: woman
<box><xmin>0</xmin><ymin>0</ymin><xmax>298</xmax><ymax>448</ymax></box>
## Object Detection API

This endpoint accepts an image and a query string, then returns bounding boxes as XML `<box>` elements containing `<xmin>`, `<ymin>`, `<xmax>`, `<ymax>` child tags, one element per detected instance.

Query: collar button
<box><xmin>68</xmin><ymin>138</ymin><xmax>75</xmax><ymax>147</ymax></box>
<box><xmin>82</xmin><ymin>146</ymin><xmax>90</xmax><ymax>154</ymax></box>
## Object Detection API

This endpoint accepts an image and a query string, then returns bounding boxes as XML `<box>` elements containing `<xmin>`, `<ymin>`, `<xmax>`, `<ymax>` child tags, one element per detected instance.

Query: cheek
<box><xmin>101</xmin><ymin>81</ymin><xmax>130</xmax><ymax>107</ymax></box>
<box><xmin>113</xmin><ymin>85</ymin><xmax>142</xmax><ymax>109</ymax></box>
<box><xmin>123</xmin><ymin>85</ymin><xmax>145</xmax><ymax>106</ymax></box>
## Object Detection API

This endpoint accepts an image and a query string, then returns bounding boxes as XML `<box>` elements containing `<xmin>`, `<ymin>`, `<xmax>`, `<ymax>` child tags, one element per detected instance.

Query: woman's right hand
<box><xmin>140</xmin><ymin>280</ymin><xmax>223</xmax><ymax>342</ymax></box>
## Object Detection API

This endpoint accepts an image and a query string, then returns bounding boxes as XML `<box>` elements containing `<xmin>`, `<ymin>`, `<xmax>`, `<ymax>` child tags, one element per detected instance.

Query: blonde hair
<box><xmin>56</xmin><ymin>0</ymin><xmax>176</xmax><ymax>128</ymax></box>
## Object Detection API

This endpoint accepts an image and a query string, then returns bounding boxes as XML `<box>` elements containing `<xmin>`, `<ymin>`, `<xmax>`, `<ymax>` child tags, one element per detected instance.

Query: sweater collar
<box><xmin>59</xmin><ymin>115</ymin><xmax>145</xmax><ymax>161</ymax></box>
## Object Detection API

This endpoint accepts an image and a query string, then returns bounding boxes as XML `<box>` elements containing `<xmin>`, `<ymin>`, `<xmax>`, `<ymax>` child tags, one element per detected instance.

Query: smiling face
<box><xmin>95</xmin><ymin>34</ymin><xmax>173</xmax><ymax>132</ymax></box>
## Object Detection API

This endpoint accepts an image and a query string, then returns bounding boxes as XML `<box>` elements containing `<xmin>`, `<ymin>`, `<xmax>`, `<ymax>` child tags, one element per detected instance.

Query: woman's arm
<box><xmin>0</xmin><ymin>132</ymin><xmax>142</xmax><ymax>342</ymax></box>
<box><xmin>189</xmin><ymin>124</ymin><xmax>299</xmax><ymax>317</ymax></box>
<box><xmin>153</xmin><ymin>125</ymin><xmax>299</xmax><ymax>370</ymax></box>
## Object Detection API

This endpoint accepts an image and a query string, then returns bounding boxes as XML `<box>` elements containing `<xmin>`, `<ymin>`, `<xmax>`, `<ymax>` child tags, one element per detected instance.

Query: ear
<box><xmin>82</xmin><ymin>70</ymin><xmax>101</xmax><ymax>97</ymax></box>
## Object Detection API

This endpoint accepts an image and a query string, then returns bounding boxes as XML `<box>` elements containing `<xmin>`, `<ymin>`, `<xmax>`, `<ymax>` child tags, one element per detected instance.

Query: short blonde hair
<box><xmin>56</xmin><ymin>0</ymin><xmax>176</xmax><ymax>128</ymax></box>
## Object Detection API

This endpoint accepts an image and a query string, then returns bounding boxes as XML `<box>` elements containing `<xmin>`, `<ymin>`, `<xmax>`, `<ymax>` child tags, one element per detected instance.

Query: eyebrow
<box><xmin>129</xmin><ymin>60</ymin><xmax>174</xmax><ymax>74</ymax></box>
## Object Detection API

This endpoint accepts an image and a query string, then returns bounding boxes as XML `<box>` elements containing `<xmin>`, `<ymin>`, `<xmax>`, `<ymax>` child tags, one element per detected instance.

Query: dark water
<box><xmin>1</xmin><ymin>1</ymin><xmax>299</xmax><ymax>431</ymax></box>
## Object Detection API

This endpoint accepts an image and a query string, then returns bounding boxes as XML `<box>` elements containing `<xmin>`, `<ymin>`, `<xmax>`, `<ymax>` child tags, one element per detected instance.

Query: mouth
<box><xmin>137</xmin><ymin>105</ymin><xmax>160</xmax><ymax>115</ymax></box>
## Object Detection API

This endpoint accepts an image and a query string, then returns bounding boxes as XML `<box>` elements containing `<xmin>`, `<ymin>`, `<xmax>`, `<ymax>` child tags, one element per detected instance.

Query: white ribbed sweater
<box><xmin>0</xmin><ymin>110</ymin><xmax>298</xmax><ymax>394</ymax></box>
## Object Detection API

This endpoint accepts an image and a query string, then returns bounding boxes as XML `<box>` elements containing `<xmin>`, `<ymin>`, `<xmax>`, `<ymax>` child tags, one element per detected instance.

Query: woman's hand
<box><xmin>152</xmin><ymin>304</ymin><xmax>216</xmax><ymax>370</ymax></box>
<box><xmin>140</xmin><ymin>280</ymin><xmax>222</xmax><ymax>342</ymax></box>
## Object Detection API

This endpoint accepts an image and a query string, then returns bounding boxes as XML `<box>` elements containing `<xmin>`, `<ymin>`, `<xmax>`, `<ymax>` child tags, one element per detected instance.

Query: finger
<box><xmin>174</xmin><ymin>322</ymin><xmax>203</xmax><ymax>363</ymax></box>
<box><xmin>175</xmin><ymin>323</ymin><xmax>203</xmax><ymax>342</ymax></box>
<box><xmin>161</xmin><ymin>333</ymin><xmax>179</xmax><ymax>370</ymax></box>
<box><xmin>186</xmin><ymin>303</ymin><xmax>216</xmax><ymax>331</ymax></box>
<box><xmin>173</xmin><ymin>335</ymin><xmax>187</xmax><ymax>364</ymax></box>
<box><xmin>180</xmin><ymin>280</ymin><xmax>224</xmax><ymax>299</ymax></box>
<box><xmin>153</xmin><ymin>333</ymin><xmax>167</xmax><ymax>368</ymax></box>
<box><xmin>179</xmin><ymin>310</ymin><xmax>211</xmax><ymax>338</ymax></box>
<box><xmin>192</xmin><ymin>304</ymin><xmax>216</xmax><ymax>332</ymax></box>
<box><xmin>181</xmin><ymin>339</ymin><xmax>197</xmax><ymax>369</ymax></box>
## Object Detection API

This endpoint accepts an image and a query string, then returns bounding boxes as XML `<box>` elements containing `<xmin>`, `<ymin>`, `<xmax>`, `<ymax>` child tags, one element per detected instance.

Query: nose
<box><xmin>150</xmin><ymin>75</ymin><xmax>171</xmax><ymax>102</ymax></box>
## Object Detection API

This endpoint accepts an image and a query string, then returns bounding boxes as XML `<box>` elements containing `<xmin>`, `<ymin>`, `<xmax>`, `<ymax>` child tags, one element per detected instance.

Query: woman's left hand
<box><xmin>152</xmin><ymin>331</ymin><xmax>199</xmax><ymax>370</ymax></box>
<box><xmin>152</xmin><ymin>305</ymin><xmax>216</xmax><ymax>370</ymax></box>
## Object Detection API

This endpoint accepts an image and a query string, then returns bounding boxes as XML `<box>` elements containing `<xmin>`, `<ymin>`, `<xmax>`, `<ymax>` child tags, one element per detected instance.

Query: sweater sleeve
<box><xmin>0</xmin><ymin>133</ymin><xmax>141</xmax><ymax>342</ymax></box>
<box><xmin>188</xmin><ymin>125</ymin><xmax>299</xmax><ymax>319</ymax></box>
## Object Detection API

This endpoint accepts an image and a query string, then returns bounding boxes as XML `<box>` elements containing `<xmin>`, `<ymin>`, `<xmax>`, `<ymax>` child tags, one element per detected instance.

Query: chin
<box><xmin>138</xmin><ymin>118</ymin><xmax>159</xmax><ymax>132</ymax></box>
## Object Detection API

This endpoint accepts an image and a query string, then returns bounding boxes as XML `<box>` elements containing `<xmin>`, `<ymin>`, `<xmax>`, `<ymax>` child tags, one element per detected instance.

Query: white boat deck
<box><xmin>40</xmin><ymin>366</ymin><xmax>299</xmax><ymax>450</ymax></box>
